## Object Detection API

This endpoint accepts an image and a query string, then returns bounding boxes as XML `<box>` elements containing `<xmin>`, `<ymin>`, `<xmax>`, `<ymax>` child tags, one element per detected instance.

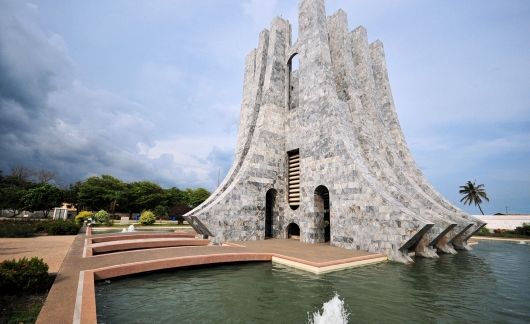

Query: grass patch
<box><xmin>0</xmin><ymin>292</ymin><xmax>48</xmax><ymax>324</ymax></box>
<box><xmin>0</xmin><ymin>268</ymin><xmax>55</xmax><ymax>324</ymax></box>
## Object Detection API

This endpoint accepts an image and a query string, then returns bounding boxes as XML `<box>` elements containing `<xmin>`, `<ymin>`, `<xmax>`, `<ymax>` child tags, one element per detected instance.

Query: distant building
<box><xmin>52</xmin><ymin>202</ymin><xmax>77</xmax><ymax>220</ymax></box>
<box><xmin>475</xmin><ymin>214</ymin><xmax>530</xmax><ymax>230</ymax></box>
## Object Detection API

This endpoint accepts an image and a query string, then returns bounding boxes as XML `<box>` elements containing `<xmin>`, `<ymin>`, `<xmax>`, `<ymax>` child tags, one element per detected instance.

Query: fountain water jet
<box><xmin>309</xmin><ymin>293</ymin><xmax>349</xmax><ymax>324</ymax></box>
<box><xmin>122</xmin><ymin>224</ymin><xmax>136</xmax><ymax>233</ymax></box>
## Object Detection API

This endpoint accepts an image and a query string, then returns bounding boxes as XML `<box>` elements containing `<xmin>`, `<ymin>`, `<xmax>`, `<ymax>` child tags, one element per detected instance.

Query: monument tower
<box><xmin>185</xmin><ymin>0</ymin><xmax>485</xmax><ymax>262</ymax></box>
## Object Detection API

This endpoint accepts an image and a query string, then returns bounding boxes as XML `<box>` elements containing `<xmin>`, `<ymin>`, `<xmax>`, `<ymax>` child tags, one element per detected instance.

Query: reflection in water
<box><xmin>96</xmin><ymin>241</ymin><xmax>530</xmax><ymax>324</ymax></box>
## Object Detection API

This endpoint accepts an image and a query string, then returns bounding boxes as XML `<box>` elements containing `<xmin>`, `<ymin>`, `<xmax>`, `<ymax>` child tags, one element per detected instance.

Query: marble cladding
<box><xmin>185</xmin><ymin>0</ymin><xmax>485</xmax><ymax>262</ymax></box>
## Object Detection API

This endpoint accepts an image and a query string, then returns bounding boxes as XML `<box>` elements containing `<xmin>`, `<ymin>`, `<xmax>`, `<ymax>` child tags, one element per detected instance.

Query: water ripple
<box><xmin>96</xmin><ymin>241</ymin><xmax>530</xmax><ymax>323</ymax></box>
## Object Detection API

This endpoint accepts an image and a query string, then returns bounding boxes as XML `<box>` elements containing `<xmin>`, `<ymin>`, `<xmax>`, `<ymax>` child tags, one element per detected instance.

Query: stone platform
<box><xmin>36</xmin><ymin>230</ymin><xmax>385</xmax><ymax>324</ymax></box>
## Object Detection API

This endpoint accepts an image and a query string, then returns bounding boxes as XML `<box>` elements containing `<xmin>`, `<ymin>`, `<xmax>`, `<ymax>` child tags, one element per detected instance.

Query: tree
<box><xmin>459</xmin><ymin>180</ymin><xmax>489</xmax><ymax>215</ymax></box>
<box><xmin>164</xmin><ymin>187</ymin><xmax>187</xmax><ymax>207</ymax></box>
<box><xmin>0</xmin><ymin>170</ymin><xmax>32</xmax><ymax>216</ymax></box>
<box><xmin>35</xmin><ymin>170</ymin><xmax>56</xmax><ymax>183</ymax></box>
<box><xmin>21</xmin><ymin>183</ymin><xmax>63</xmax><ymax>218</ymax></box>
<box><xmin>185</xmin><ymin>188</ymin><xmax>211</xmax><ymax>207</ymax></box>
<box><xmin>78</xmin><ymin>175</ymin><xmax>127</xmax><ymax>211</ymax></box>
<box><xmin>63</xmin><ymin>181</ymin><xmax>82</xmax><ymax>213</ymax></box>
<box><xmin>153</xmin><ymin>205</ymin><xmax>169</xmax><ymax>218</ymax></box>
<box><xmin>127</xmin><ymin>181</ymin><xmax>166</xmax><ymax>213</ymax></box>
<box><xmin>10</xmin><ymin>166</ymin><xmax>33</xmax><ymax>182</ymax></box>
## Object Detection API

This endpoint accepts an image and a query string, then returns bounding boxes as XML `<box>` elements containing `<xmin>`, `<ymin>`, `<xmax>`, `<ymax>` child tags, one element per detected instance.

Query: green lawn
<box><xmin>0</xmin><ymin>273</ymin><xmax>55</xmax><ymax>324</ymax></box>
<box><xmin>0</xmin><ymin>293</ymin><xmax>47</xmax><ymax>324</ymax></box>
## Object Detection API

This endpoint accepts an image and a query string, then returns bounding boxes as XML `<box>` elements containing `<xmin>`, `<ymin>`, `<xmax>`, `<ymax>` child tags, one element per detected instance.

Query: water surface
<box><xmin>96</xmin><ymin>240</ymin><xmax>530</xmax><ymax>323</ymax></box>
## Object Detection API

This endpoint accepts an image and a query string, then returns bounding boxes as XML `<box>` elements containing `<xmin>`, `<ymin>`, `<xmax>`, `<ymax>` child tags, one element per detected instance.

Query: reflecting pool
<box><xmin>96</xmin><ymin>241</ymin><xmax>530</xmax><ymax>323</ymax></box>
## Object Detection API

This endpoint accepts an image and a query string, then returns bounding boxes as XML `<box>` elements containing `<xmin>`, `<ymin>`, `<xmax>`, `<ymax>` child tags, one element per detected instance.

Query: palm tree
<box><xmin>459</xmin><ymin>180</ymin><xmax>489</xmax><ymax>215</ymax></box>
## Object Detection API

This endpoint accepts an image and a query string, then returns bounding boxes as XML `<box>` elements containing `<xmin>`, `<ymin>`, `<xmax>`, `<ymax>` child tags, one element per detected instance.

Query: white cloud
<box><xmin>138</xmin><ymin>135</ymin><xmax>235</xmax><ymax>186</ymax></box>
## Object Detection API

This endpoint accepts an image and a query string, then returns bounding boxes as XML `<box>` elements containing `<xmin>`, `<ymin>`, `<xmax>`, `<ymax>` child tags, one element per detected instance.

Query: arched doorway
<box><xmin>314</xmin><ymin>185</ymin><xmax>330</xmax><ymax>242</ymax></box>
<box><xmin>287</xmin><ymin>223</ymin><xmax>300</xmax><ymax>240</ymax></box>
<box><xmin>265</xmin><ymin>189</ymin><xmax>277</xmax><ymax>238</ymax></box>
<box><xmin>287</xmin><ymin>53</ymin><xmax>299</xmax><ymax>110</ymax></box>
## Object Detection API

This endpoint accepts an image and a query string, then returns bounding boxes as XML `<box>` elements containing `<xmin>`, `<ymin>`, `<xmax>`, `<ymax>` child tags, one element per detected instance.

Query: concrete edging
<box><xmin>75</xmin><ymin>251</ymin><xmax>387</xmax><ymax>323</ymax></box>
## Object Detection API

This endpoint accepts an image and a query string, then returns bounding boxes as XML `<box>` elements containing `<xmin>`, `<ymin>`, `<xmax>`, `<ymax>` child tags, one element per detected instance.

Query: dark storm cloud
<box><xmin>0</xmin><ymin>2</ymin><xmax>156</xmax><ymax>185</ymax></box>
<box><xmin>0</xmin><ymin>2</ymin><xmax>236</xmax><ymax>189</ymax></box>
<box><xmin>0</xmin><ymin>12</ymin><xmax>65</xmax><ymax>133</ymax></box>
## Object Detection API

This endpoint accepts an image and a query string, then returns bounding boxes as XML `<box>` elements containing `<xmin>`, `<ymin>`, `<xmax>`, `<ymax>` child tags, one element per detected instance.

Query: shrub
<box><xmin>75</xmin><ymin>211</ymin><xmax>93</xmax><ymax>225</ymax></box>
<box><xmin>0</xmin><ymin>220</ymin><xmax>37</xmax><ymax>238</ymax></box>
<box><xmin>42</xmin><ymin>220</ymin><xmax>80</xmax><ymax>235</ymax></box>
<box><xmin>493</xmin><ymin>228</ymin><xmax>508</xmax><ymax>234</ymax></box>
<box><xmin>514</xmin><ymin>223</ymin><xmax>530</xmax><ymax>236</ymax></box>
<box><xmin>0</xmin><ymin>220</ymin><xmax>80</xmax><ymax>237</ymax></box>
<box><xmin>0</xmin><ymin>257</ymin><xmax>51</xmax><ymax>294</ymax></box>
<box><xmin>139</xmin><ymin>210</ymin><xmax>156</xmax><ymax>225</ymax></box>
<box><xmin>477</xmin><ymin>227</ymin><xmax>490</xmax><ymax>236</ymax></box>
<box><xmin>94</xmin><ymin>210</ymin><xmax>111</xmax><ymax>225</ymax></box>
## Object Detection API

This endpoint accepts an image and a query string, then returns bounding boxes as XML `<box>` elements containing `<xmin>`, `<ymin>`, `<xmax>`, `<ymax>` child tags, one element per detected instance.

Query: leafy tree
<box><xmin>63</xmin><ymin>181</ymin><xmax>82</xmax><ymax>213</ymax></box>
<box><xmin>185</xmin><ymin>188</ymin><xmax>211</xmax><ymax>207</ymax></box>
<box><xmin>459</xmin><ymin>180</ymin><xmax>489</xmax><ymax>215</ymax></box>
<box><xmin>21</xmin><ymin>183</ymin><xmax>63</xmax><ymax>218</ymax></box>
<box><xmin>153</xmin><ymin>205</ymin><xmax>169</xmax><ymax>218</ymax></box>
<box><xmin>164</xmin><ymin>187</ymin><xmax>187</xmax><ymax>208</ymax></box>
<box><xmin>78</xmin><ymin>175</ymin><xmax>127</xmax><ymax>211</ymax></box>
<box><xmin>0</xmin><ymin>171</ymin><xmax>30</xmax><ymax>216</ymax></box>
<box><xmin>127</xmin><ymin>181</ymin><xmax>166</xmax><ymax>213</ymax></box>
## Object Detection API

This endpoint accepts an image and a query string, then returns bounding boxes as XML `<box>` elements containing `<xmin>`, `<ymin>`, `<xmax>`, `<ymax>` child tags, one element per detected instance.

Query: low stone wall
<box><xmin>474</xmin><ymin>215</ymin><xmax>530</xmax><ymax>230</ymax></box>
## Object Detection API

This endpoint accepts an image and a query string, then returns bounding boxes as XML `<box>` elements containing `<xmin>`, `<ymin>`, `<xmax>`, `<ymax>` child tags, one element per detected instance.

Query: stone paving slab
<box><xmin>0</xmin><ymin>235</ymin><xmax>76</xmax><ymax>273</ymax></box>
<box><xmin>88</xmin><ymin>232</ymin><xmax>195</xmax><ymax>243</ymax></box>
<box><xmin>90</xmin><ymin>238</ymin><xmax>210</xmax><ymax>254</ymax></box>
<box><xmin>238</xmin><ymin>239</ymin><xmax>374</xmax><ymax>262</ymax></box>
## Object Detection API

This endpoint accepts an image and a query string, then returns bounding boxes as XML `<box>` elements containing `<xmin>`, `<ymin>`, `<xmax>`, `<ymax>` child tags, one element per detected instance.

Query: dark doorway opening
<box><xmin>314</xmin><ymin>185</ymin><xmax>330</xmax><ymax>242</ymax></box>
<box><xmin>287</xmin><ymin>223</ymin><xmax>300</xmax><ymax>240</ymax></box>
<box><xmin>265</xmin><ymin>189</ymin><xmax>276</xmax><ymax>238</ymax></box>
<box><xmin>287</xmin><ymin>53</ymin><xmax>299</xmax><ymax>110</ymax></box>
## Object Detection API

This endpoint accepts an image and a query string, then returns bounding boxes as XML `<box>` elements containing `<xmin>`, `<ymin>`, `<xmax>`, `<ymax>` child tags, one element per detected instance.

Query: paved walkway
<box><xmin>36</xmin><ymin>230</ymin><xmax>384</xmax><ymax>324</ymax></box>
<box><xmin>0</xmin><ymin>235</ymin><xmax>76</xmax><ymax>273</ymax></box>
<box><xmin>238</xmin><ymin>239</ymin><xmax>373</xmax><ymax>262</ymax></box>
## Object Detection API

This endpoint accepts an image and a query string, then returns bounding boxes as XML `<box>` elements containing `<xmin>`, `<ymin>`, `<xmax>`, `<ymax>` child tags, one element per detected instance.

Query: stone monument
<box><xmin>185</xmin><ymin>0</ymin><xmax>485</xmax><ymax>262</ymax></box>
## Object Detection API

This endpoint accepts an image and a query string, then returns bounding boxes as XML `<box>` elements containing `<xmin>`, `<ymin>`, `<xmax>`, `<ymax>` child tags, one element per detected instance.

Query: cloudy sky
<box><xmin>0</xmin><ymin>0</ymin><xmax>528</xmax><ymax>214</ymax></box>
